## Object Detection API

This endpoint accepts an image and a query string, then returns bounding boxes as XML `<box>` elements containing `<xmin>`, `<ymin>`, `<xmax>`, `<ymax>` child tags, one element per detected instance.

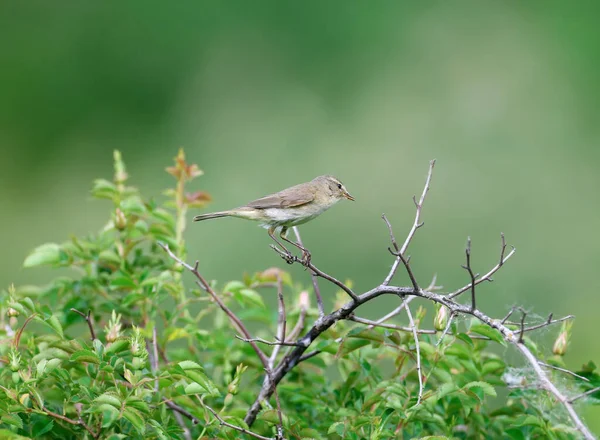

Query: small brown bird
<box><xmin>193</xmin><ymin>175</ymin><xmax>354</xmax><ymax>261</ymax></box>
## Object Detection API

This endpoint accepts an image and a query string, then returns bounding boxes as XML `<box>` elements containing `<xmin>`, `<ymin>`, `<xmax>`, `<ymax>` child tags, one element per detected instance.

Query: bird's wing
<box><xmin>244</xmin><ymin>184</ymin><xmax>315</xmax><ymax>209</ymax></box>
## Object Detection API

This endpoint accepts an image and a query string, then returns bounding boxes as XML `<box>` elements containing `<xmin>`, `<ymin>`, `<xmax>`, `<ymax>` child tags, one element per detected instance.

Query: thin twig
<box><xmin>518</xmin><ymin>309</ymin><xmax>527</xmax><ymax>344</ymax></box>
<box><xmin>383</xmin><ymin>159</ymin><xmax>435</xmax><ymax>286</ymax></box>
<box><xmin>70</xmin><ymin>309</ymin><xmax>97</xmax><ymax>341</ymax></box>
<box><xmin>269</xmin><ymin>276</ymin><xmax>287</xmax><ymax>369</ymax></box>
<box><xmin>569</xmin><ymin>386</ymin><xmax>600</xmax><ymax>404</ymax></box>
<box><xmin>265</xmin><ymin>369</ymin><xmax>285</xmax><ymax>440</ymax></box>
<box><xmin>41</xmin><ymin>406</ymin><xmax>99</xmax><ymax>439</ymax></box>
<box><xmin>159</xmin><ymin>243</ymin><xmax>269</xmax><ymax>368</ymax></box>
<box><xmin>13</xmin><ymin>313</ymin><xmax>38</xmax><ymax>348</ymax></box>
<box><xmin>515</xmin><ymin>315</ymin><xmax>574</xmax><ymax>334</ymax></box>
<box><xmin>383</xmin><ymin>214</ymin><xmax>420</xmax><ymax>291</ymax></box>
<box><xmin>538</xmin><ymin>361</ymin><xmax>590</xmax><ymax>382</ymax></box>
<box><xmin>349</xmin><ymin>315</ymin><xmax>436</xmax><ymax>334</ymax></box>
<box><xmin>172</xmin><ymin>410</ymin><xmax>193</xmax><ymax>440</ymax></box>
<box><xmin>293</xmin><ymin>227</ymin><xmax>324</xmax><ymax>317</ymax></box>
<box><xmin>436</xmin><ymin>311</ymin><xmax>457</xmax><ymax>347</ymax></box>
<box><xmin>501</xmin><ymin>307</ymin><xmax>516</xmax><ymax>324</ymax></box>
<box><xmin>304</xmin><ymin>260</ymin><xmax>358</xmax><ymax>301</ymax></box>
<box><xmin>460</xmin><ymin>237</ymin><xmax>477</xmax><ymax>311</ymax></box>
<box><xmin>165</xmin><ymin>400</ymin><xmax>200</xmax><ymax>424</ymax></box>
<box><xmin>448</xmin><ymin>234</ymin><xmax>516</xmax><ymax>299</ymax></box>
<box><xmin>404</xmin><ymin>302</ymin><xmax>423</xmax><ymax>405</ymax></box>
<box><xmin>204</xmin><ymin>402</ymin><xmax>274</xmax><ymax>440</ymax></box>
<box><xmin>235</xmin><ymin>336</ymin><xmax>301</xmax><ymax>347</ymax></box>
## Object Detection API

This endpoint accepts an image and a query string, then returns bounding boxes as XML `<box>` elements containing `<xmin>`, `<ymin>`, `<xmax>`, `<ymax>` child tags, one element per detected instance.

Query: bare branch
<box><xmin>436</xmin><ymin>311</ymin><xmax>457</xmax><ymax>347</ymax></box>
<box><xmin>164</xmin><ymin>400</ymin><xmax>200</xmax><ymax>424</ymax></box>
<box><xmin>70</xmin><ymin>309</ymin><xmax>97</xmax><ymax>341</ymax></box>
<box><xmin>514</xmin><ymin>315</ymin><xmax>574</xmax><ymax>334</ymax></box>
<box><xmin>235</xmin><ymin>336</ymin><xmax>301</xmax><ymax>347</ymax></box>
<box><xmin>569</xmin><ymin>386</ymin><xmax>600</xmax><ymax>404</ymax></box>
<box><xmin>404</xmin><ymin>302</ymin><xmax>423</xmax><ymax>405</ymax></box>
<box><xmin>269</xmin><ymin>276</ymin><xmax>287</xmax><ymax>369</ymax></box>
<box><xmin>159</xmin><ymin>243</ymin><xmax>270</xmax><ymax>368</ymax></box>
<box><xmin>460</xmin><ymin>237</ymin><xmax>477</xmax><ymax>311</ymax></box>
<box><xmin>203</xmin><ymin>402</ymin><xmax>274</xmax><ymax>440</ymax></box>
<box><xmin>383</xmin><ymin>159</ymin><xmax>435</xmax><ymax>285</ymax></box>
<box><xmin>41</xmin><ymin>405</ymin><xmax>99</xmax><ymax>439</ymax></box>
<box><xmin>538</xmin><ymin>361</ymin><xmax>590</xmax><ymax>382</ymax></box>
<box><xmin>303</xmin><ymin>259</ymin><xmax>358</xmax><ymax>301</ymax></box>
<box><xmin>349</xmin><ymin>315</ymin><xmax>436</xmax><ymax>334</ymax></box>
<box><xmin>448</xmin><ymin>235</ymin><xmax>516</xmax><ymax>300</ymax></box>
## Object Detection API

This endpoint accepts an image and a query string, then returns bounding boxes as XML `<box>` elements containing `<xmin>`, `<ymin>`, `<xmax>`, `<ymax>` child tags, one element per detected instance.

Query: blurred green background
<box><xmin>2</xmin><ymin>0</ymin><xmax>599</xmax><ymax>432</ymax></box>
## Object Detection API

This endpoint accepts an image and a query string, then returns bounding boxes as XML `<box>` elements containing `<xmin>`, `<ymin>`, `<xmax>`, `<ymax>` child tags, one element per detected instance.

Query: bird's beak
<box><xmin>343</xmin><ymin>190</ymin><xmax>355</xmax><ymax>201</ymax></box>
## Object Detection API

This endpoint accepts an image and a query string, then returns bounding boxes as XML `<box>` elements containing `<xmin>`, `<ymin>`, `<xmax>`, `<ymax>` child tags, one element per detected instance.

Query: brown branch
<box><xmin>14</xmin><ymin>313</ymin><xmax>38</xmax><ymax>348</ymax></box>
<box><xmin>460</xmin><ymin>237</ymin><xmax>477</xmax><ymax>311</ymax></box>
<box><xmin>303</xmin><ymin>259</ymin><xmax>358</xmax><ymax>301</ymax></box>
<box><xmin>448</xmin><ymin>233</ymin><xmax>516</xmax><ymax>300</ymax></box>
<box><xmin>164</xmin><ymin>400</ymin><xmax>200</xmax><ymax>424</ymax></box>
<box><xmin>70</xmin><ymin>309</ymin><xmax>96</xmax><ymax>341</ymax></box>
<box><xmin>40</xmin><ymin>406</ymin><xmax>99</xmax><ymax>439</ymax></box>
<box><xmin>159</xmin><ymin>243</ymin><xmax>270</xmax><ymax>368</ymax></box>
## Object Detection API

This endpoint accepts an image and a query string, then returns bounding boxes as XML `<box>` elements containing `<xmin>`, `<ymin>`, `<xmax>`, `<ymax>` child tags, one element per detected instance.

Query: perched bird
<box><xmin>193</xmin><ymin>175</ymin><xmax>354</xmax><ymax>262</ymax></box>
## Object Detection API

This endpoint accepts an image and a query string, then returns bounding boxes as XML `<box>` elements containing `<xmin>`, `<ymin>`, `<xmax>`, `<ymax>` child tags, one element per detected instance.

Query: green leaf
<box><xmin>514</xmin><ymin>414</ymin><xmax>545</xmax><ymax>428</ymax></box>
<box><xmin>23</xmin><ymin>243</ymin><xmax>62</xmax><ymax>268</ymax></box>
<box><xmin>456</xmin><ymin>333</ymin><xmax>474</xmax><ymax>347</ymax></box>
<box><xmin>97</xmin><ymin>404</ymin><xmax>120</xmax><ymax>428</ymax></box>
<box><xmin>328</xmin><ymin>421</ymin><xmax>345</xmax><ymax>435</ymax></box>
<box><xmin>0</xmin><ymin>430</ymin><xmax>30</xmax><ymax>440</ymax></box>
<box><xmin>106</xmin><ymin>339</ymin><xmax>130</xmax><ymax>355</ymax></box>
<box><xmin>43</xmin><ymin>315</ymin><xmax>64</xmax><ymax>338</ymax></box>
<box><xmin>237</xmin><ymin>288</ymin><xmax>265</xmax><ymax>308</ymax></box>
<box><xmin>32</xmin><ymin>420</ymin><xmax>53</xmax><ymax>437</ymax></box>
<box><xmin>71</xmin><ymin>349</ymin><xmax>100</xmax><ymax>364</ymax></box>
<box><xmin>95</xmin><ymin>393</ymin><xmax>122</xmax><ymax>408</ymax></box>
<box><xmin>99</xmin><ymin>249</ymin><xmax>121</xmax><ymax>265</ymax></box>
<box><xmin>110</xmin><ymin>275</ymin><xmax>137</xmax><ymax>290</ymax></box>
<box><xmin>184</xmin><ymin>382</ymin><xmax>206</xmax><ymax>395</ymax></box>
<box><xmin>347</xmin><ymin>328</ymin><xmax>385</xmax><ymax>344</ymax></box>
<box><xmin>1</xmin><ymin>414</ymin><xmax>23</xmax><ymax>430</ymax></box>
<box><xmin>122</xmin><ymin>407</ymin><xmax>145</xmax><ymax>434</ymax></box>
<box><xmin>120</xmin><ymin>197</ymin><xmax>146</xmax><ymax>215</ymax></box>
<box><xmin>339</xmin><ymin>339</ymin><xmax>370</xmax><ymax>356</ymax></box>
<box><xmin>178</xmin><ymin>360</ymin><xmax>203</xmax><ymax>370</ymax></box>
<box><xmin>92</xmin><ymin>179</ymin><xmax>118</xmax><ymax>200</ymax></box>
<box><xmin>463</xmin><ymin>381</ymin><xmax>497</xmax><ymax>398</ymax></box>
<box><xmin>469</xmin><ymin>324</ymin><xmax>505</xmax><ymax>345</ymax></box>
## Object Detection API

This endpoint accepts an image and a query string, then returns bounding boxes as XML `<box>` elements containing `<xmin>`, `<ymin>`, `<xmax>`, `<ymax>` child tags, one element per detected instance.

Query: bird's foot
<box><xmin>270</xmin><ymin>245</ymin><xmax>295</xmax><ymax>264</ymax></box>
<box><xmin>300</xmin><ymin>249</ymin><xmax>312</xmax><ymax>266</ymax></box>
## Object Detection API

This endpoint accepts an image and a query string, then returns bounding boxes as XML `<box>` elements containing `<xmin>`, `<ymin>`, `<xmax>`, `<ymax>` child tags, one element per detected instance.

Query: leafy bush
<box><xmin>0</xmin><ymin>151</ymin><xmax>597</xmax><ymax>439</ymax></box>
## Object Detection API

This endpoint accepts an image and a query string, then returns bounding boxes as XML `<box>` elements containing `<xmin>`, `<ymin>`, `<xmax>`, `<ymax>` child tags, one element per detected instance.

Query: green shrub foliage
<box><xmin>0</xmin><ymin>151</ymin><xmax>597</xmax><ymax>439</ymax></box>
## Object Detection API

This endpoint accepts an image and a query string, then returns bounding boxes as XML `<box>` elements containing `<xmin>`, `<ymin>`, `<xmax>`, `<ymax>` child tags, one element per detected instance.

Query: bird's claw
<box><xmin>300</xmin><ymin>250</ymin><xmax>312</xmax><ymax>266</ymax></box>
<box><xmin>270</xmin><ymin>245</ymin><xmax>295</xmax><ymax>264</ymax></box>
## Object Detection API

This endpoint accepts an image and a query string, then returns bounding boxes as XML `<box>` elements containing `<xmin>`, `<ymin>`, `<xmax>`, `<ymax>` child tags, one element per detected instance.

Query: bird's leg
<box><xmin>268</xmin><ymin>226</ymin><xmax>294</xmax><ymax>264</ymax></box>
<box><xmin>280</xmin><ymin>227</ymin><xmax>311</xmax><ymax>265</ymax></box>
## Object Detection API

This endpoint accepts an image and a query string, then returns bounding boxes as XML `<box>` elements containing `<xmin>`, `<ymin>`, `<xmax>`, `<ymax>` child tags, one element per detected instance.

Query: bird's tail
<box><xmin>193</xmin><ymin>211</ymin><xmax>232</xmax><ymax>222</ymax></box>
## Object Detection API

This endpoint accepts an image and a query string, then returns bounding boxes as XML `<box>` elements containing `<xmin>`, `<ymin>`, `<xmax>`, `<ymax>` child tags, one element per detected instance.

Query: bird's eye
<box><xmin>337</xmin><ymin>183</ymin><xmax>342</xmax><ymax>189</ymax></box>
